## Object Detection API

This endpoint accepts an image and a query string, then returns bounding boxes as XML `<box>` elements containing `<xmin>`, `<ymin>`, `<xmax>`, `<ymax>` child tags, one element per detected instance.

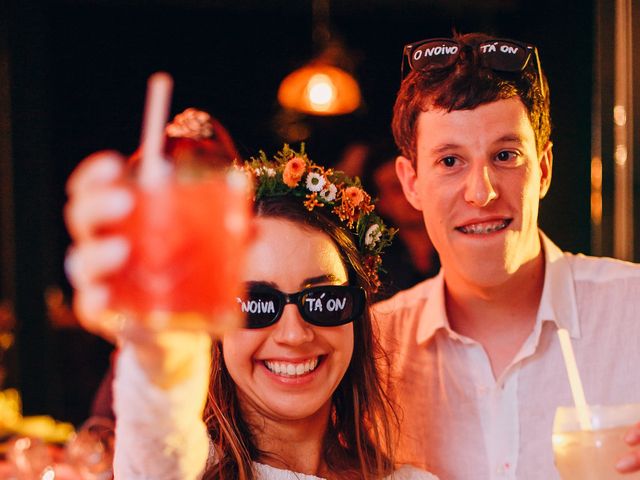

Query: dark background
<box><xmin>1</xmin><ymin>0</ymin><xmax>594</xmax><ymax>424</ymax></box>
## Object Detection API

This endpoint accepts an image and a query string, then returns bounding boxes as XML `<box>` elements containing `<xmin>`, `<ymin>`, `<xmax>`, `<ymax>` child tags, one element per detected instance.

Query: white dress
<box><xmin>113</xmin><ymin>340</ymin><xmax>437</xmax><ymax>480</ymax></box>
<box><xmin>253</xmin><ymin>462</ymin><xmax>434</xmax><ymax>479</ymax></box>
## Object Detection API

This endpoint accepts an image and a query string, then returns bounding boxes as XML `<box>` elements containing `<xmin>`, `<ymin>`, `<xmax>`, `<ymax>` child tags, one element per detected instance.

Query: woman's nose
<box><xmin>271</xmin><ymin>305</ymin><xmax>314</xmax><ymax>345</ymax></box>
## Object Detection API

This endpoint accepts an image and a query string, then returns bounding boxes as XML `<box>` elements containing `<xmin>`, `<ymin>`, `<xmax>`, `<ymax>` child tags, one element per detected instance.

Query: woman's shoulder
<box><xmin>386</xmin><ymin>464</ymin><xmax>439</xmax><ymax>480</ymax></box>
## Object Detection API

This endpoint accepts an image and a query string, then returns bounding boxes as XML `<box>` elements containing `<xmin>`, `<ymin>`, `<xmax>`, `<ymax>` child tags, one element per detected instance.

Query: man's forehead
<box><xmin>415</xmin><ymin>98</ymin><xmax>535</xmax><ymax>147</ymax></box>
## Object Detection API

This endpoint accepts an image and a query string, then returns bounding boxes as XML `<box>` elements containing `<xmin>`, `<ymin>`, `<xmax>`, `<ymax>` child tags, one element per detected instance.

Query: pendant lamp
<box><xmin>277</xmin><ymin>0</ymin><xmax>361</xmax><ymax>116</ymax></box>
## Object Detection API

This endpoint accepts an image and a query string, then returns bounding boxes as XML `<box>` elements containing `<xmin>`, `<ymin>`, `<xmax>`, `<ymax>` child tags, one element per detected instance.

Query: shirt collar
<box><xmin>537</xmin><ymin>231</ymin><xmax>581</xmax><ymax>338</ymax></box>
<box><xmin>416</xmin><ymin>271</ymin><xmax>450</xmax><ymax>344</ymax></box>
<box><xmin>415</xmin><ymin>231</ymin><xmax>581</xmax><ymax>344</ymax></box>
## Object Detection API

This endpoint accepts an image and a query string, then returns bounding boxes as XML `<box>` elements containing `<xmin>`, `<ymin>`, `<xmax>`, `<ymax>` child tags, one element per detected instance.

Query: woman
<box><xmin>65</xmin><ymin>117</ymin><xmax>437</xmax><ymax>479</ymax></box>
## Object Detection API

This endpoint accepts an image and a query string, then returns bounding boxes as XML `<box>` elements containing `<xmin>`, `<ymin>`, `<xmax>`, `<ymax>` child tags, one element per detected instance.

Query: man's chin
<box><xmin>445</xmin><ymin>254</ymin><xmax>512</xmax><ymax>288</ymax></box>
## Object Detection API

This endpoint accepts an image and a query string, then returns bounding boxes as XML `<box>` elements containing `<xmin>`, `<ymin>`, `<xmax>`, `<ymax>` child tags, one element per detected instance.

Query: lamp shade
<box><xmin>277</xmin><ymin>63</ymin><xmax>361</xmax><ymax>116</ymax></box>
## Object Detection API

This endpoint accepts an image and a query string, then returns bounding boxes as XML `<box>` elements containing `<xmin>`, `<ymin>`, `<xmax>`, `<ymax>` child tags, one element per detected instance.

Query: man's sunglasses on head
<box><xmin>401</xmin><ymin>37</ymin><xmax>545</xmax><ymax>97</ymax></box>
<box><xmin>237</xmin><ymin>284</ymin><xmax>366</xmax><ymax>329</ymax></box>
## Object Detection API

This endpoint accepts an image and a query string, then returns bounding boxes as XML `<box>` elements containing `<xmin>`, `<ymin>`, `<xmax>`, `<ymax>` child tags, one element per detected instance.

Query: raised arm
<box><xmin>65</xmin><ymin>151</ymin><xmax>212</xmax><ymax>479</ymax></box>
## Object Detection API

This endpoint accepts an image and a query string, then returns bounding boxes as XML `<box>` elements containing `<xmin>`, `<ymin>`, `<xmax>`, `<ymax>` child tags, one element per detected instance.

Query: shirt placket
<box><xmin>465</xmin><ymin>344</ymin><xmax>521</xmax><ymax>480</ymax></box>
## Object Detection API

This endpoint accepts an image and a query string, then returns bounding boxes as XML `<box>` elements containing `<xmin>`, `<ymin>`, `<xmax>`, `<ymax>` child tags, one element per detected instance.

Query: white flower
<box><xmin>254</xmin><ymin>167</ymin><xmax>276</xmax><ymax>177</ymax></box>
<box><xmin>305</xmin><ymin>172</ymin><xmax>326</xmax><ymax>192</ymax></box>
<box><xmin>365</xmin><ymin>224</ymin><xmax>382</xmax><ymax>246</ymax></box>
<box><xmin>319</xmin><ymin>183</ymin><xmax>337</xmax><ymax>202</ymax></box>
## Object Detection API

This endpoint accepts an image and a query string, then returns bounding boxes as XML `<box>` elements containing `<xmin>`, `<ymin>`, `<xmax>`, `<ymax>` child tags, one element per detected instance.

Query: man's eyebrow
<box><xmin>494</xmin><ymin>134</ymin><xmax>526</xmax><ymax>145</ymax></box>
<box><xmin>429</xmin><ymin>143</ymin><xmax>462</xmax><ymax>155</ymax></box>
<box><xmin>427</xmin><ymin>136</ymin><xmax>526</xmax><ymax>156</ymax></box>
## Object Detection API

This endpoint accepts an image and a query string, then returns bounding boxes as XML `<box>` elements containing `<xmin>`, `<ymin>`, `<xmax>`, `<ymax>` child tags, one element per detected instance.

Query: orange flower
<box><xmin>282</xmin><ymin>156</ymin><xmax>306</xmax><ymax>188</ymax></box>
<box><xmin>344</xmin><ymin>186</ymin><xmax>365</xmax><ymax>206</ymax></box>
<box><xmin>303</xmin><ymin>193</ymin><xmax>323</xmax><ymax>211</ymax></box>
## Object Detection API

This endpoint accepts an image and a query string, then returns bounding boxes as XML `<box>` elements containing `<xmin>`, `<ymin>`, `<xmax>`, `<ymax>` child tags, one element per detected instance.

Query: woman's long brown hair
<box><xmin>202</xmin><ymin>196</ymin><xmax>397</xmax><ymax>479</ymax></box>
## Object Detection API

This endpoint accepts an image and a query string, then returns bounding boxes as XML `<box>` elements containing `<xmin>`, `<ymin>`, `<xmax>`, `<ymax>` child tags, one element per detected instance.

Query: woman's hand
<box><xmin>616</xmin><ymin>422</ymin><xmax>640</xmax><ymax>474</ymax></box>
<box><xmin>121</xmin><ymin>330</ymin><xmax>212</xmax><ymax>389</ymax></box>
<box><xmin>64</xmin><ymin>151</ymin><xmax>133</xmax><ymax>341</ymax></box>
<box><xmin>64</xmin><ymin>151</ymin><xmax>211</xmax><ymax>388</ymax></box>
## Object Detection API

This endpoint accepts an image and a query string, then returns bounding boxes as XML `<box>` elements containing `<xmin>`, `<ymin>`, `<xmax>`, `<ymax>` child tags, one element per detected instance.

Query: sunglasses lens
<box><xmin>237</xmin><ymin>288</ymin><xmax>281</xmax><ymax>328</ymax></box>
<box><xmin>407</xmin><ymin>39</ymin><xmax>460</xmax><ymax>71</ymax></box>
<box><xmin>479</xmin><ymin>40</ymin><xmax>530</xmax><ymax>72</ymax></box>
<box><xmin>300</xmin><ymin>286</ymin><xmax>363</xmax><ymax>326</ymax></box>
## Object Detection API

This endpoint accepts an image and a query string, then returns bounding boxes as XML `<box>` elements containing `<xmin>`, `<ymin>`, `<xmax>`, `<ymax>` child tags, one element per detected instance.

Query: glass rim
<box><xmin>553</xmin><ymin>402</ymin><xmax>640</xmax><ymax>432</ymax></box>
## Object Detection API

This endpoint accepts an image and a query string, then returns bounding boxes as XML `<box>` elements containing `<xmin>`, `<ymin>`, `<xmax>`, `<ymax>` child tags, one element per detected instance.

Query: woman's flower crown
<box><xmin>238</xmin><ymin>144</ymin><xmax>397</xmax><ymax>291</ymax></box>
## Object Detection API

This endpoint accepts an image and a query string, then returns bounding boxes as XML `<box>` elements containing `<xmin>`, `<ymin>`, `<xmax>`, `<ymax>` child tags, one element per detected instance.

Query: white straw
<box><xmin>139</xmin><ymin>72</ymin><xmax>173</xmax><ymax>187</ymax></box>
<box><xmin>557</xmin><ymin>328</ymin><xmax>592</xmax><ymax>430</ymax></box>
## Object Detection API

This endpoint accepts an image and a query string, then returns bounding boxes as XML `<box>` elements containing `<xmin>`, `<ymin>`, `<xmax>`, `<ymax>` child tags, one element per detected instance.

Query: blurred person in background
<box><xmin>336</xmin><ymin>141</ymin><xmax>439</xmax><ymax>298</ymax></box>
<box><xmin>365</xmin><ymin>143</ymin><xmax>439</xmax><ymax>296</ymax></box>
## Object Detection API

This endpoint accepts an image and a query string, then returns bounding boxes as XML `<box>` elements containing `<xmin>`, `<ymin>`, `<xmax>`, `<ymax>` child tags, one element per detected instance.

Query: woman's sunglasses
<box><xmin>402</xmin><ymin>37</ymin><xmax>545</xmax><ymax>97</ymax></box>
<box><xmin>236</xmin><ymin>284</ymin><xmax>366</xmax><ymax>329</ymax></box>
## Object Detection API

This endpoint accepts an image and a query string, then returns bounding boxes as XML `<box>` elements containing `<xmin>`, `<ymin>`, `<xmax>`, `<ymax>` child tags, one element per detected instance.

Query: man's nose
<box><xmin>271</xmin><ymin>305</ymin><xmax>314</xmax><ymax>345</ymax></box>
<box><xmin>464</xmin><ymin>164</ymin><xmax>498</xmax><ymax>207</ymax></box>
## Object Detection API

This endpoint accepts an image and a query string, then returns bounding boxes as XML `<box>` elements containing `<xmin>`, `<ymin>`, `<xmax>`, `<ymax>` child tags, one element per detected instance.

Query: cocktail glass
<box><xmin>553</xmin><ymin>403</ymin><xmax>640</xmax><ymax>479</ymax></box>
<box><xmin>101</xmin><ymin>73</ymin><xmax>251</xmax><ymax>336</ymax></box>
<box><xmin>106</xmin><ymin>167</ymin><xmax>251</xmax><ymax>336</ymax></box>
<box><xmin>65</xmin><ymin>416</ymin><xmax>115</xmax><ymax>480</ymax></box>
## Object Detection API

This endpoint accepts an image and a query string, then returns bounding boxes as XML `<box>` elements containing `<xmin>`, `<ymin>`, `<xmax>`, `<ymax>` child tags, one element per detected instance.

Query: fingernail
<box><xmin>110</xmin><ymin>190</ymin><xmax>134</xmax><ymax>216</ymax></box>
<box><xmin>104</xmin><ymin>237</ymin><xmax>130</xmax><ymax>261</ymax></box>
<box><xmin>95</xmin><ymin>156</ymin><xmax>124</xmax><ymax>179</ymax></box>
<box><xmin>616</xmin><ymin>454</ymin><xmax>637</xmax><ymax>472</ymax></box>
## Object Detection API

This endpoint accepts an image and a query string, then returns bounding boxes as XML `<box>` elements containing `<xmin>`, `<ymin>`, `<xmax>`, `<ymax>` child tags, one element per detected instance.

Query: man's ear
<box><xmin>395</xmin><ymin>155</ymin><xmax>423</xmax><ymax>211</ymax></box>
<box><xmin>539</xmin><ymin>141</ymin><xmax>553</xmax><ymax>199</ymax></box>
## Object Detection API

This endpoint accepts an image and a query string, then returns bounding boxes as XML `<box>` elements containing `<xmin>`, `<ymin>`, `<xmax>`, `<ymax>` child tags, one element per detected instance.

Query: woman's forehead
<box><xmin>244</xmin><ymin>217</ymin><xmax>348</xmax><ymax>289</ymax></box>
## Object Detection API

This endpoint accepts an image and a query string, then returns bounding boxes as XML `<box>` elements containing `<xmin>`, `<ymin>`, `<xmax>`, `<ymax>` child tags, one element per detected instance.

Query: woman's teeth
<box><xmin>458</xmin><ymin>219</ymin><xmax>509</xmax><ymax>234</ymax></box>
<box><xmin>264</xmin><ymin>358</ymin><xmax>319</xmax><ymax>377</ymax></box>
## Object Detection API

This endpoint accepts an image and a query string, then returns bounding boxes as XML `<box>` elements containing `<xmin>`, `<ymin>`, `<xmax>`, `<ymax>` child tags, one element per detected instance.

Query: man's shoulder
<box><xmin>372</xmin><ymin>276</ymin><xmax>442</xmax><ymax>345</ymax></box>
<box><xmin>374</xmin><ymin>276</ymin><xmax>439</xmax><ymax>317</ymax></box>
<box><xmin>563</xmin><ymin>250</ymin><xmax>640</xmax><ymax>284</ymax></box>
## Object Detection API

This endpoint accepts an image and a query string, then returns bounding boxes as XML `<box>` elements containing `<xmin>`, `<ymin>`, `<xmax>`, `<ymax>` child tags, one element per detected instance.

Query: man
<box><xmin>373</xmin><ymin>32</ymin><xmax>640</xmax><ymax>479</ymax></box>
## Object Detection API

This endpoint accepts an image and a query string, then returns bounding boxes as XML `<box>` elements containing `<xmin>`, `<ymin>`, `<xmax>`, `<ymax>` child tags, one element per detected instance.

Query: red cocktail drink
<box><xmin>107</xmin><ymin>170</ymin><xmax>251</xmax><ymax>334</ymax></box>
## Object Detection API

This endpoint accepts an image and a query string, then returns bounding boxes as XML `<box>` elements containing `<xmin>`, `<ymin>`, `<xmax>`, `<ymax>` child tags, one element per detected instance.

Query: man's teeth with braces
<box><xmin>459</xmin><ymin>220</ymin><xmax>509</xmax><ymax>234</ymax></box>
<box><xmin>264</xmin><ymin>358</ymin><xmax>319</xmax><ymax>377</ymax></box>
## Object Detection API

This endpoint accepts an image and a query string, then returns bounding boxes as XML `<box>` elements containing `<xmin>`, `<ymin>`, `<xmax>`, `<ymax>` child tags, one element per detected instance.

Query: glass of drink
<box><xmin>553</xmin><ymin>403</ymin><xmax>640</xmax><ymax>479</ymax></box>
<box><xmin>6</xmin><ymin>436</ymin><xmax>54</xmax><ymax>480</ymax></box>
<box><xmin>105</xmin><ymin>167</ymin><xmax>251</xmax><ymax>336</ymax></box>
<box><xmin>102</xmin><ymin>73</ymin><xmax>252</xmax><ymax>336</ymax></box>
<box><xmin>65</xmin><ymin>416</ymin><xmax>115</xmax><ymax>480</ymax></box>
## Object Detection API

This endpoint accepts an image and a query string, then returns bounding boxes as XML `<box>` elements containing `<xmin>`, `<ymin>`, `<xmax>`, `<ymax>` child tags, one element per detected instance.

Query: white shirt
<box><xmin>373</xmin><ymin>232</ymin><xmax>640</xmax><ymax>479</ymax></box>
